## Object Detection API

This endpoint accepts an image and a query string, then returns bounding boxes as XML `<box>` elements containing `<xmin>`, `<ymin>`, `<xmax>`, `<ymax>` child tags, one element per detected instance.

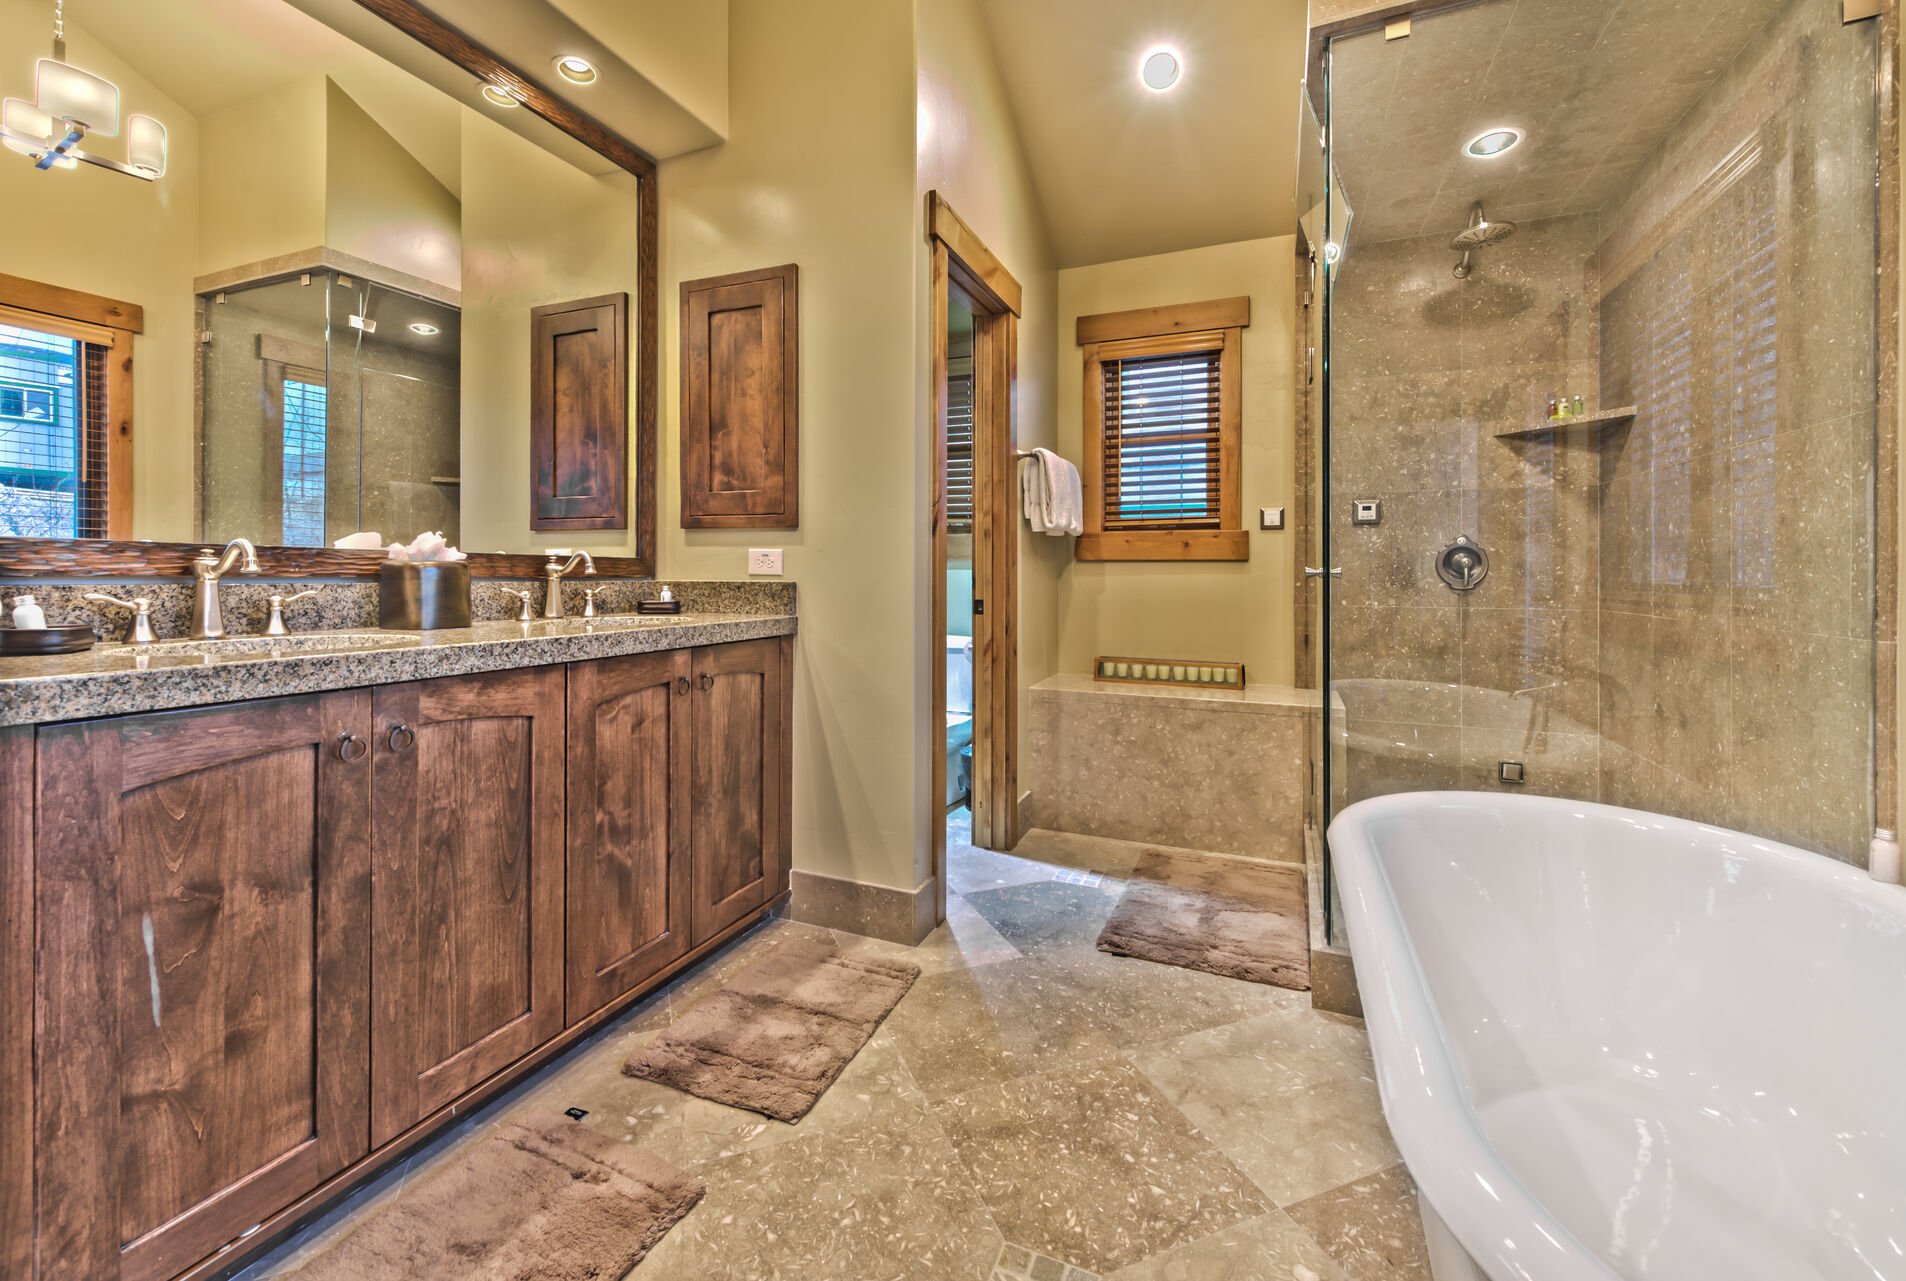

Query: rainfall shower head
<box><xmin>1451</xmin><ymin>202</ymin><xmax>1516</xmax><ymax>278</ymax></box>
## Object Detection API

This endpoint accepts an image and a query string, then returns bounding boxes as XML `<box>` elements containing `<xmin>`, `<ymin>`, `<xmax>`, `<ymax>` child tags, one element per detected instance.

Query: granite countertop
<box><xmin>0</xmin><ymin>612</ymin><xmax>795</xmax><ymax>728</ymax></box>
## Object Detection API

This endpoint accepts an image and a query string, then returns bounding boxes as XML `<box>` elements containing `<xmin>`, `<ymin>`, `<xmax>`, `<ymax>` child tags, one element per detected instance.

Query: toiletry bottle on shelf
<box><xmin>659</xmin><ymin>586</ymin><xmax>674</xmax><ymax>603</ymax></box>
<box><xmin>1547</xmin><ymin>394</ymin><xmax>1559</xmax><ymax>419</ymax></box>
<box><xmin>1572</xmin><ymin>394</ymin><xmax>1585</xmax><ymax>416</ymax></box>
<box><xmin>10</xmin><ymin>595</ymin><xmax>45</xmax><ymax>629</ymax></box>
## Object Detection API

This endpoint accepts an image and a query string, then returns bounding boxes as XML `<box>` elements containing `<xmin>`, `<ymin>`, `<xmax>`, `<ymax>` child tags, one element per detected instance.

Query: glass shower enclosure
<box><xmin>201</xmin><ymin>271</ymin><xmax>461</xmax><ymax>548</ymax></box>
<box><xmin>1312</xmin><ymin>0</ymin><xmax>1885</xmax><ymax>943</ymax></box>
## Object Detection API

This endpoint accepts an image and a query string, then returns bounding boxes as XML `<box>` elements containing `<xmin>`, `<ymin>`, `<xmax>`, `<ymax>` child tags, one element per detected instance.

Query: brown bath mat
<box><xmin>1097</xmin><ymin>849</ymin><xmax>1310</xmax><ymax>991</ymax></box>
<box><xmin>624</xmin><ymin>939</ymin><xmax>920</xmax><ymax>1122</ymax></box>
<box><xmin>290</xmin><ymin>1114</ymin><xmax>703</xmax><ymax>1280</ymax></box>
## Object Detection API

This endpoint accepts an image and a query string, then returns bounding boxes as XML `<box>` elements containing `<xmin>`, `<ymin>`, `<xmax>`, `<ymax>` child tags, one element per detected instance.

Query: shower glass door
<box><xmin>1317</xmin><ymin>0</ymin><xmax>1885</xmax><ymax>945</ymax></box>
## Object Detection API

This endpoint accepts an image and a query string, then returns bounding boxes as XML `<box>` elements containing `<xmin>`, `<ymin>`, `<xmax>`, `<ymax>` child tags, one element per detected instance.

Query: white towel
<box><xmin>1021</xmin><ymin>448</ymin><xmax>1082</xmax><ymax>537</ymax></box>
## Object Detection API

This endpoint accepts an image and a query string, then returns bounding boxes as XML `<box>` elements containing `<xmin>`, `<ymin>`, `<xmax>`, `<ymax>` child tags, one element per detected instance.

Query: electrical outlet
<box><xmin>748</xmin><ymin>548</ymin><xmax>784</xmax><ymax>576</ymax></box>
<box><xmin>1259</xmin><ymin>506</ymin><xmax>1285</xmax><ymax>530</ymax></box>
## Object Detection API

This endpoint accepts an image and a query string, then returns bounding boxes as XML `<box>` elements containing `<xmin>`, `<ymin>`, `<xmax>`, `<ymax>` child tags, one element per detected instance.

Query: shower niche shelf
<box><xmin>1495</xmin><ymin>406</ymin><xmax>1637</xmax><ymax>440</ymax></box>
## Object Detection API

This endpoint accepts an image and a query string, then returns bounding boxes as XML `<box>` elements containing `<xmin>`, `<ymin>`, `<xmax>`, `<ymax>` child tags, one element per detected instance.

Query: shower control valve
<box><xmin>1436</xmin><ymin>536</ymin><xmax>1489</xmax><ymax>591</ymax></box>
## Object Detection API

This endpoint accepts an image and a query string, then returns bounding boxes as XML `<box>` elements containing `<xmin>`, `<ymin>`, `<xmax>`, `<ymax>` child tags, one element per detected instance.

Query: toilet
<box><xmin>945</xmin><ymin>634</ymin><xmax>974</xmax><ymax>807</ymax></box>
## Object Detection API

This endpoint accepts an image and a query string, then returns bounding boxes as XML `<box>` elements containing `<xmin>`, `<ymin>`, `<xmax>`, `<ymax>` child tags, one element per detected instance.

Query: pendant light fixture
<box><xmin>0</xmin><ymin>0</ymin><xmax>167</xmax><ymax>180</ymax></box>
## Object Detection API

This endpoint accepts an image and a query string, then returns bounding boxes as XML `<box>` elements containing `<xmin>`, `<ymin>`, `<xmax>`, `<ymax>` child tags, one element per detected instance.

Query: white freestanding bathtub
<box><xmin>1328</xmin><ymin>792</ymin><xmax>1906</xmax><ymax>1281</ymax></box>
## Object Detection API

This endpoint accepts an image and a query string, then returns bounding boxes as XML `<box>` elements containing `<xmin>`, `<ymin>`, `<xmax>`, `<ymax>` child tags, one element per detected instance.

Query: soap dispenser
<box><xmin>10</xmin><ymin>595</ymin><xmax>45</xmax><ymax>630</ymax></box>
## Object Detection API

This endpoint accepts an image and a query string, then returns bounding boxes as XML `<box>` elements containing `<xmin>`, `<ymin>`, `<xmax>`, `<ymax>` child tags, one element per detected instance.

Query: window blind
<box><xmin>1100</xmin><ymin>344</ymin><xmax>1222</xmax><ymax>529</ymax></box>
<box><xmin>281</xmin><ymin>376</ymin><xmax>328</xmax><ymax>547</ymax></box>
<box><xmin>946</xmin><ymin>360</ymin><xmax>975</xmax><ymax>534</ymax></box>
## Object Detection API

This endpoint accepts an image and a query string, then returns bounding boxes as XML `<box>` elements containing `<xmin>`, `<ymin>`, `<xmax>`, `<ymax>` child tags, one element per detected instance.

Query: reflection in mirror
<box><xmin>0</xmin><ymin>0</ymin><xmax>642</xmax><ymax>556</ymax></box>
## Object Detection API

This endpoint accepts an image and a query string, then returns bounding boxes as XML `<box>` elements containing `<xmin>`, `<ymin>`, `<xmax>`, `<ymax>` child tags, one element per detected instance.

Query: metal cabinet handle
<box><xmin>675</xmin><ymin>676</ymin><xmax>691</xmax><ymax>695</ymax></box>
<box><xmin>698</xmin><ymin>672</ymin><xmax>714</xmax><ymax>691</ymax></box>
<box><xmin>336</xmin><ymin>731</ymin><xmax>368</xmax><ymax>762</ymax></box>
<box><xmin>387</xmin><ymin>722</ymin><xmax>416</xmax><ymax>753</ymax></box>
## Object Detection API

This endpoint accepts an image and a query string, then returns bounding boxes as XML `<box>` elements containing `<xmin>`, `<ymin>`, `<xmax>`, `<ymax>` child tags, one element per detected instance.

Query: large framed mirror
<box><xmin>0</xmin><ymin>0</ymin><xmax>656</xmax><ymax>578</ymax></box>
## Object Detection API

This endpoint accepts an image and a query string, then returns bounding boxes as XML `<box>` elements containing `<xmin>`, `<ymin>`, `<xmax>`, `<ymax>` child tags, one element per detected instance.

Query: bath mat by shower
<box><xmin>624</xmin><ymin>939</ymin><xmax>920</xmax><ymax>1122</ymax></box>
<box><xmin>290</xmin><ymin>1114</ymin><xmax>704</xmax><ymax>1280</ymax></box>
<box><xmin>1098</xmin><ymin>849</ymin><xmax>1310</xmax><ymax>991</ymax></box>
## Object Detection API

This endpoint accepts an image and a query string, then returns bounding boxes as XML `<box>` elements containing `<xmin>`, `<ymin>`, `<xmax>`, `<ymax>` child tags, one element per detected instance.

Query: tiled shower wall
<box><xmin>1330</xmin><ymin>0</ymin><xmax>1879</xmax><ymax>864</ymax></box>
<box><xmin>1594</xmin><ymin>0</ymin><xmax>1877</xmax><ymax>860</ymax></box>
<box><xmin>1331</xmin><ymin>214</ymin><xmax>1605</xmax><ymax>803</ymax></box>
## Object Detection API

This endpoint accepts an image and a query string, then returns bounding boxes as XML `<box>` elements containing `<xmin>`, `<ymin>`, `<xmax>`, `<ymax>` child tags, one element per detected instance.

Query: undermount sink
<box><xmin>116</xmin><ymin>631</ymin><xmax>425</xmax><ymax>658</ymax></box>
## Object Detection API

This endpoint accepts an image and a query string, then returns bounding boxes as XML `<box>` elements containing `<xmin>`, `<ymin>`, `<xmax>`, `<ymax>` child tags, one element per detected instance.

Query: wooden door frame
<box><xmin>928</xmin><ymin>193</ymin><xmax>1021</xmax><ymax>926</ymax></box>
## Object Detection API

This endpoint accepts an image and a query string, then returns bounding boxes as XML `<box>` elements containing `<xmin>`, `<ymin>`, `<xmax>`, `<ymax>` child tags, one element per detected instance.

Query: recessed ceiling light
<box><xmin>479</xmin><ymin>82</ymin><xmax>522</xmax><ymax>109</ymax></box>
<box><xmin>409</xmin><ymin>322</ymin><xmax>441</xmax><ymax>336</ymax></box>
<box><xmin>1139</xmin><ymin>47</ymin><xmax>1182</xmax><ymax>93</ymax></box>
<box><xmin>1465</xmin><ymin>127</ymin><xmax>1522</xmax><ymax>158</ymax></box>
<box><xmin>553</xmin><ymin>55</ymin><xmax>597</xmax><ymax>85</ymax></box>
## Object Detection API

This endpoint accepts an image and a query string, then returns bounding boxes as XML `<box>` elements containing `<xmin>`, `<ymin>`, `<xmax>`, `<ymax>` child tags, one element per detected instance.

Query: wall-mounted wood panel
<box><xmin>530</xmin><ymin>293</ymin><xmax>629</xmax><ymax>531</ymax></box>
<box><xmin>680</xmin><ymin>264</ymin><xmax>799</xmax><ymax>529</ymax></box>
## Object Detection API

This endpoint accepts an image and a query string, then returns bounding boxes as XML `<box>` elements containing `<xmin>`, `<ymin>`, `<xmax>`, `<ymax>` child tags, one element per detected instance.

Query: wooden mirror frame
<box><xmin>0</xmin><ymin>0</ymin><xmax>658</xmax><ymax>581</ymax></box>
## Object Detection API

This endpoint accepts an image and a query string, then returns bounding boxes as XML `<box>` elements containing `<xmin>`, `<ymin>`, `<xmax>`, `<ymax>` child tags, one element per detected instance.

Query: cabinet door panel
<box><xmin>690</xmin><ymin>639</ymin><xmax>788</xmax><ymax>943</ymax></box>
<box><xmin>565</xmin><ymin>651</ymin><xmax>692</xmax><ymax>1023</ymax></box>
<box><xmin>35</xmin><ymin>692</ymin><xmax>372</xmax><ymax>1281</ymax></box>
<box><xmin>370</xmin><ymin>667</ymin><xmax>564</xmax><ymax>1145</ymax></box>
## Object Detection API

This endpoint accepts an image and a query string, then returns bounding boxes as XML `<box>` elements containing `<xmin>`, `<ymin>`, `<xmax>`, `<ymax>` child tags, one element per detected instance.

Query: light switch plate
<box><xmin>1352</xmin><ymin>499</ymin><xmax>1382</xmax><ymax>526</ymax></box>
<box><xmin>1259</xmin><ymin>506</ymin><xmax>1285</xmax><ymax>530</ymax></box>
<box><xmin>748</xmin><ymin>548</ymin><xmax>784</xmax><ymax>576</ymax></box>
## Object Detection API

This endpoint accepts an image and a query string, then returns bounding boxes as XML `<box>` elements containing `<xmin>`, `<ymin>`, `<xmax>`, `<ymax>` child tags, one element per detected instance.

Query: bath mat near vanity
<box><xmin>289</xmin><ymin>1113</ymin><xmax>704</xmax><ymax>1280</ymax></box>
<box><xmin>1097</xmin><ymin>849</ymin><xmax>1310</xmax><ymax>991</ymax></box>
<box><xmin>624</xmin><ymin>939</ymin><xmax>920</xmax><ymax>1122</ymax></box>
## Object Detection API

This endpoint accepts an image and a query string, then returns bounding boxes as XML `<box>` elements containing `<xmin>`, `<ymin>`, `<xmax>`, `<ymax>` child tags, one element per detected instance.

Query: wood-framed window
<box><xmin>0</xmin><ymin>273</ymin><xmax>140</xmax><ymax>539</ymax></box>
<box><xmin>1076</xmin><ymin>295</ymin><xmax>1249</xmax><ymax>561</ymax></box>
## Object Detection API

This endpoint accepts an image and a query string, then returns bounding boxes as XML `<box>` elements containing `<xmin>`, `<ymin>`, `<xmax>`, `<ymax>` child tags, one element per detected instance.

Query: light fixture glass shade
<box><xmin>126</xmin><ymin>113</ymin><xmax>165</xmax><ymax>176</ymax></box>
<box><xmin>36</xmin><ymin>58</ymin><xmax>118</xmax><ymax>135</ymax></box>
<box><xmin>2</xmin><ymin>96</ymin><xmax>53</xmax><ymax>155</ymax></box>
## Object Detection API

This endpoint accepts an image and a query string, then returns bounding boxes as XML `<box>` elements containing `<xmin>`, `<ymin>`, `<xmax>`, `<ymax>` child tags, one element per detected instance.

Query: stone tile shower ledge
<box><xmin>0</xmin><ymin>608</ymin><xmax>795</xmax><ymax>728</ymax></box>
<box><xmin>1493</xmin><ymin>404</ymin><xmax>1639</xmax><ymax>439</ymax></box>
<box><xmin>1032</xmin><ymin>673</ymin><xmax>1319</xmax><ymax>717</ymax></box>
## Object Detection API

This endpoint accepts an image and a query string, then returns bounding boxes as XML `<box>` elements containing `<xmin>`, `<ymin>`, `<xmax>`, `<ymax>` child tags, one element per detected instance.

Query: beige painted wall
<box><xmin>1055</xmin><ymin>238</ymin><xmax>1299</xmax><ymax>684</ymax></box>
<box><xmin>198</xmin><ymin>78</ymin><xmax>327</xmax><ymax>278</ymax></box>
<box><xmin>458</xmin><ymin>106</ymin><xmax>641</xmax><ymax>558</ymax></box>
<box><xmin>656</xmin><ymin>0</ymin><xmax>922</xmax><ymax>893</ymax></box>
<box><xmin>0</xmin><ymin>0</ymin><xmax>200</xmax><ymax>542</ymax></box>
<box><xmin>914</xmin><ymin>0</ymin><xmax>1064</xmax><ymax>815</ymax></box>
<box><xmin>325</xmin><ymin>82</ymin><xmax>461</xmax><ymax>292</ymax></box>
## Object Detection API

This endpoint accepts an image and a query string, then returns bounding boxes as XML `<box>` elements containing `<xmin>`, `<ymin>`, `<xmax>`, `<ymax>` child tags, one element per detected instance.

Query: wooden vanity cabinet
<box><xmin>688</xmin><ymin>637</ymin><xmax>790</xmax><ymax>943</ymax></box>
<box><xmin>17</xmin><ymin>636</ymin><xmax>792</xmax><ymax>1281</ymax></box>
<box><xmin>564</xmin><ymin>649</ymin><xmax>695</xmax><ymax>1023</ymax></box>
<box><xmin>31</xmin><ymin>692</ymin><xmax>374</xmax><ymax>1281</ymax></box>
<box><xmin>367</xmin><ymin>666</ymin><xmax>566</xmax><ymax>1145</ymax></box>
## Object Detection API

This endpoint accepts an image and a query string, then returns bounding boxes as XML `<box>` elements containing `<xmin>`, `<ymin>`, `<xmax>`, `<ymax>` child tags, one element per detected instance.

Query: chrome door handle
<box><xmin>1303</xmin><ymin>567</ymin><xmax>1342</xmax><ymax>579</ymax></box>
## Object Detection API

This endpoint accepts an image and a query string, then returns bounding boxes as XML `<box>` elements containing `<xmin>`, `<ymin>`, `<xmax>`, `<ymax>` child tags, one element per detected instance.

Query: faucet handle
<box><xmin>265</xmin><ymin>589</ymin><xmax>320</xmax><ymax>637</ymax></box>
<box><xmin>501</xmin><ymin>587</ymin><xmax>534</xmax><ymax>622</ymax></box>
<box><xmin>582</xmin><ymin>587</ymin><xmax>599</xmax><ymax>618</ymax></box>
<box><xmin>84</xmin><ymin>592</ymin><xmax>158</xmax><ymax>644</ymax></box>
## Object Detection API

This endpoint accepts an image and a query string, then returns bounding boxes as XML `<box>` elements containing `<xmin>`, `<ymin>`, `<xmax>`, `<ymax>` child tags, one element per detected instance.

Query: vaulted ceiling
<box><xmin>975</xmin><ymin>0</ymin><xmax>1311</xmax><ymax>268</ymax></box>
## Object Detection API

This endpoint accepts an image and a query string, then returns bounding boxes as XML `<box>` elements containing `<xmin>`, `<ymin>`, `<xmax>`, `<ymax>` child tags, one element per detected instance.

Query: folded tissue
<box><xmin>385</xmin><ymin>531</ymin><xmax>468</xmax><ymax>562</ymax></box>
<box><xmin>333</xmin><ymin>531</ymin><xmax>384</xmax><ymax>550</ymax></box>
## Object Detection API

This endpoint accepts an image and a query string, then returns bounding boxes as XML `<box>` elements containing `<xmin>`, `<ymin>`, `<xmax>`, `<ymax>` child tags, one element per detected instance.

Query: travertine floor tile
<box><xmin>936</xmin><ymin>1057</ymin><xmax>1273</xmax><ymax>1274</ymax></box>
<box><xmin>1286</xmin><ymin>1165</ymin><xmax>1433</xmax><ymax>1281</ymax></box>
<box><xmin>1104</xmin><ymin>1211</ymin><xmax>1349</xmax><ymax>1281</ymax></box>
<box><xmin>834</xmin><ymin>890</ymin><xmax>1023</xmax><ymax>976</ymax></box>
<box><xmin>962</xmin><ymin>880</ymin><xmax>1123</xmax><ymax>954</ymax></box>
<box><xmin>882</xmin><ymin>953</ymin><xmax>1125</xmax><ymax>1097</ymax></box>
<box><xmin>636</xmin><ymin>1113</ymin><xmax>1003</xmax><ymax>1281</ymax></box>
<box><xmin>1128</xmin><ymin>1009</ymin><xmax>1401</xmax><ymax>1205</ymax></box>
<box><xmin>1043</xmin><ymin>946</ymin><xmax>1295</xmax><ymax>1050</ymax></box>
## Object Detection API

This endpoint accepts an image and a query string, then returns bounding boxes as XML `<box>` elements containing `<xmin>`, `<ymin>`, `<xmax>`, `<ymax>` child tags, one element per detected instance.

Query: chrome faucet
<box><xmin>542</xmin><ymin>551</ymin><xmax>596</xmax><ymax>619</ymax></box>
<box><xmin>190</xmin><ymin>538</ymin><xmax>261</xmax><ymax>639</ymax></box>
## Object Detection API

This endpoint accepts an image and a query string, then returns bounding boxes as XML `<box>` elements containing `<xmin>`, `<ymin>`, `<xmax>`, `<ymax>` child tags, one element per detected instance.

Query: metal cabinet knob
<box><xmin>336</xmin><ymin>731</ymin><xmax>368</xmax><ymax>762</ymax></box>
<box><xmin>676</xmin><ymin>676</ymin><xmax>692</xmax><ymax>695</ymax></box>
<box><xmin>699</xmin><ymin>672</ymin><xmax>715</xmax><ymax>691</ymax></box>
<box><xmin>387</xmin><ymin>723</ymin><xmax>416</xmax><ymax>753</ymax></box>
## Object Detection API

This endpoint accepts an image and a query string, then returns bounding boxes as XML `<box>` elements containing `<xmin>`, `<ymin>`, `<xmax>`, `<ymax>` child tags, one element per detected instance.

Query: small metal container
<box><xmin>378</xmin><ymin>561</ymin><xmax>471</xmax><ymax>630</ymax></box>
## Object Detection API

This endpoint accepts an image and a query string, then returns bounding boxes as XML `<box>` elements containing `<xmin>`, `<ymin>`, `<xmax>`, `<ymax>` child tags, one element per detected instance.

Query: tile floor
<box><xmin>235</xmin><ymin>815</ymin><xmax>1432</xmax><ymax>1281</ymax></box>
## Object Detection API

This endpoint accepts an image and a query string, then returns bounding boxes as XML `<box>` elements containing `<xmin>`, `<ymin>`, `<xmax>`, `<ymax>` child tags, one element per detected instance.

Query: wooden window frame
<box><xmin>1075</xmin><ymin>295</ymin><xmax>1249</xmax><ymax>562</ymax></box>
<box><xmin>0</xmin><ymin>274</ymin><xmax>140</xmax><ymax>540</ymax></box>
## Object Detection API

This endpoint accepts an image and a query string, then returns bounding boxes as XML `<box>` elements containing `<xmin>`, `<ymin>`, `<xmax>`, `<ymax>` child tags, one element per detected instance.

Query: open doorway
<box><xmin>928</xmin><ymin>192</ymin><xmax>1021</xmax><ymax>926</ymax></box>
